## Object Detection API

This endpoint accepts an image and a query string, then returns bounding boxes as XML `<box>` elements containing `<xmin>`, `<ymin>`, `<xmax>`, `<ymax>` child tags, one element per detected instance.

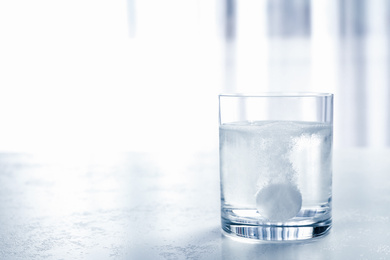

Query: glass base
<box><xmin>222</xmin><ymin>219</ymin><xmax>332</xmax><ymax>242</ymax></box>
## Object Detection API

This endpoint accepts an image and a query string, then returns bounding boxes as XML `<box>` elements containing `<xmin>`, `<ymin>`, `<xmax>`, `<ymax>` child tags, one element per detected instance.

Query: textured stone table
<box><xmin>0</xmin><ymin>149</ymin><xmax>389</xmax><ymax>259</ymax></box>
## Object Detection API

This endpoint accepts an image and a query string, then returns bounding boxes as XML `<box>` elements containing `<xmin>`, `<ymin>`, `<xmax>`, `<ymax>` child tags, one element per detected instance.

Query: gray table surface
<box><xmin>0</xmin><ymin>148</ymin><xmax>389</xmax><ymax>259</ymax></box>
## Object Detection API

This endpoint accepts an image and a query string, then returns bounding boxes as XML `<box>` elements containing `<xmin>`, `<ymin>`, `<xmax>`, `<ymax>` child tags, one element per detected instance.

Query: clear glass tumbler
<box><xmin>219</xmin><ymin>93</ymin><xmax>333</xmax><ymax>241</ymax></box>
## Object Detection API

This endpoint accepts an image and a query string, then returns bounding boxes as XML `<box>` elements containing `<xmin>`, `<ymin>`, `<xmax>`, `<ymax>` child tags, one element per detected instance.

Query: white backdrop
<box><xmin>0</xmin><ymin>0</ymin><xmax>221</xmax><ymax>154</ymax></box>
<box><xmin>220</xmin><ymin>0</ymin><xmax>390</xmax><ymax>148</ymax></box>
<box><xmin>0</xmin><ymin>0</ymin><xmax>389</xmax><ymax>154</ymax></box>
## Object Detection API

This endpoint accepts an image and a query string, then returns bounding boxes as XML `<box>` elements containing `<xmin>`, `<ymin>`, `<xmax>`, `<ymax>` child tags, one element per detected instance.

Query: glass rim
<box><xmin>219</xmin><ymin>92</ymin><xmax>333</xmax><ymax>98</ymax></box>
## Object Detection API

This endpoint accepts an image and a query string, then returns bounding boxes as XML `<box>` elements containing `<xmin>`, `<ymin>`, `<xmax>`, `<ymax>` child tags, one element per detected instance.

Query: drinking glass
<box><xmin>219</xmin><ymin>93</ymin><xmax>333</xmax><ymax>241</ymax></box>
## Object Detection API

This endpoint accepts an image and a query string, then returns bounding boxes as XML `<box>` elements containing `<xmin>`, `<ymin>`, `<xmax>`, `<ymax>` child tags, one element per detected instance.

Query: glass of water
<box><xmin>219</xmin><ymin>93</ymin><xmax>333</xmax><ymax>241</ymax></box>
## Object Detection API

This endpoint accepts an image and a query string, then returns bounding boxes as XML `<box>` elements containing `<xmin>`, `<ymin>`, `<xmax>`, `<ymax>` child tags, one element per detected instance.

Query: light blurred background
<box><xmin>0</xmin><ymin>0</ymin><xmax>389</xmax><ymax>155</ymax></box>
